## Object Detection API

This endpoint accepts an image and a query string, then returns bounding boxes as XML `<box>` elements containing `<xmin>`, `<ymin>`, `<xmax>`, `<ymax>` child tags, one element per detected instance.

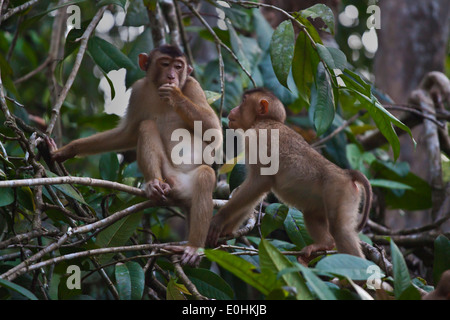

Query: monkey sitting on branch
<box><xmin>207</xmin><ymin>88</ymin><xmax>372</xmax><ymax>259</ymax></box>
<box><xmin>47</xmin><ymin>45</ymin><xmax>222</xmax><ymax>267</ymax></box>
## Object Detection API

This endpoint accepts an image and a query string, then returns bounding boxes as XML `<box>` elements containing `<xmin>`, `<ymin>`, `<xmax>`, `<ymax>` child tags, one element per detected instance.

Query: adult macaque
<box><xmin>207</xmin><ymin>88</ymin><xmax>372</xmax><ymax>258</ymax></box>
<box><xmin>48</xmin><ymin>45</ymin><xmax>222</xmax><ymax>266</ymax></box>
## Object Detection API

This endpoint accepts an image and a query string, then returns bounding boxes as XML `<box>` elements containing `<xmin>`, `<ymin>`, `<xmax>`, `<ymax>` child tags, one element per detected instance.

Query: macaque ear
<box><xmin>138</xmin><ymin>53</ymin><xmax>149</xmax><ymax>71</ymax></box>
<box><xmin>187</xmin><ymin>64</ymin><xmax>194</xmax><ymax>75</ymax></box>
<box><xmin>258</xmin><ymin>99</ymin><xmax>269</xmax><ymax>115</ymax></box>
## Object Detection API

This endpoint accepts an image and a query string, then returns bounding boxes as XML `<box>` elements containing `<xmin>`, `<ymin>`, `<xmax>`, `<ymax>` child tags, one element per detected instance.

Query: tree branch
<box><xmin>46</xmin><ymin>7</ymin><xmax>107</xmax><ymax>135</ymax></box>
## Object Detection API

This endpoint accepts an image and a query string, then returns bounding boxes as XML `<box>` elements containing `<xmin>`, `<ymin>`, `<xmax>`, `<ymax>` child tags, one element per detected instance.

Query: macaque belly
<box><xmin>158</xmin><ymin>112</ymin><xmax>205</xmax><ymax>173</ymax></box>
<box><xmin>273</xmin><ymin>175</ymin><xmax>323</xmax><ymax>212</ymax></box>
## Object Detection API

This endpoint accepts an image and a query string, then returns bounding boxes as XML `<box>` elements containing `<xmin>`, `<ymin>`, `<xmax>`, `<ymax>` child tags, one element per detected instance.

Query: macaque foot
<box><xmin>297</xmin><ymin>243</ymin><xmax>334</xmax><ymax>266</ymax></box>
<box><xmin>145</xmin><ymin>179</ymin><xmax>171</xmax><ymax>202</ymax></box>
<box><xmin>166</xmin><ymin>245</ymin><xmax>203</xmax><ymax>267</ymax></box>
<box><xmin>300</xmin><ymin>243</ymin><xmax>335</xmax><ymax>258</ymax></box>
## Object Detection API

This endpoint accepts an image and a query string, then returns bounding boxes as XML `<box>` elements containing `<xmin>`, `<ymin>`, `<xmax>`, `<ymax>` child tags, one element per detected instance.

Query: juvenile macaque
<box><xmin>207</xmin><ymin>88</ymin><xmax>372</xmax><ymax>258</ymax></box>
<box><xmin>49</xmin><ymin>45</ymin><xmax>222</xmax><ymax>266</ymax></box>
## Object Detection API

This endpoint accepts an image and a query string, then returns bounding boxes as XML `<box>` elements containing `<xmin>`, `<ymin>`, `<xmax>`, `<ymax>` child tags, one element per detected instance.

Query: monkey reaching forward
<box><xmin>48</xmin><ymin>45</ymin><xmax>222</xmax><ymax>266</ymax></box>
<box><xmin>207</xmin><ymin>88</ymin><xmax>372</xmax><ymax>258</ymax></box>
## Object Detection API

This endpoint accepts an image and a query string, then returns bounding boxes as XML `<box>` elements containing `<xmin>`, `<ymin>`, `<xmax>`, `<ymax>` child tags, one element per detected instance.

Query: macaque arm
<box><xmin>53</xmin><ymin>123</ymin><xmax>137</xmax><ymax>162</ymax></box>
<box><xmin>207</xmin><ymin>173</ymin><xmax>272</xmax><ymax>246</ymax></box>
<box><xmin>175</xmin><ymin>78</ymin><xmax>221</xmax><ymax>132</ymax></box>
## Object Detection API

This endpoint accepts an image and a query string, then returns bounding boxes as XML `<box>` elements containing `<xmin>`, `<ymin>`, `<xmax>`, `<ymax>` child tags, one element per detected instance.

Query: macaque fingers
<box><xmin>180</xmin><ymin>246</ymin><xmax>202</xmax><ymax>267</ymax></box>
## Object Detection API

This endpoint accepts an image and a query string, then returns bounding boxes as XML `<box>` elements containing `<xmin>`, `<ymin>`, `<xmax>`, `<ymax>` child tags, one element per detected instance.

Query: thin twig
<box><xmin>171</xmin><ymin>256</ymin><xmax>207</xmax><ymax>300</ymax></box>
<box><xmin>180</xmin><ymin>0</ymin><xmax>256</xmax><ymax>88</ymax></box>
<box><xmin>0</xmin><ymin>0</ymin><xmax>39</xmax><ymax>24</ymax></box>
<box><xmin>312</xmin><ymin>111</ymin><xmax>364</xmax><ymax>147</ymax></box>
<box><xmin>46</xmin><ymin>7</ymin><xmax>107</xmax><ymax>135</ymax></box>
<box><xmin>383</xmin><ymin>104</ymin><xmax>446</xmax><ymax>129</ymax></box>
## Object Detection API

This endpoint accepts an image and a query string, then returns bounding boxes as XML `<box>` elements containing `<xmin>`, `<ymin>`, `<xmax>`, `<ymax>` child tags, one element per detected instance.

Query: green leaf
<box><xmin>433</xmin><ymin>235</ymin><xmax>450</xmax><ymax>285</ymax></box>
<box><xmin>0</xmin><ymin>278</ymin><xmax>38</xmax><ymax>300</ymax></box>
<box><xmin>300</xmin><ymin>4</ymin><xmax>335</xmax><ymax>35</ymax></box>
<box><xmin>326</xmin><ymin>47</ymin><xmax>347</xmax><ymax>70</ymax></box>
<box><xmin>390</xmin><ymin>239</ymin><xmax>412</xmax><ymax>299</ymax></box>
<box><xmin>205</xmin><ymin>249</ymin><xmax>279</xmax><ymax>296</ymax></box>
<box><xmin>311</xmin><ymin>63</ymin><xmax>335</xmax><ymax>136</ymax></box>
<box><xmin>184</xmin><ymin>268</ymin><xmax>234</xmax><ymax>300</ymax></box>
<box><xmin>125</xmin><ymin>261</ymin><xmax>145</xmax><ymax>300</ymax></box>
<box><xmin>315</xmin><ymin>254</ymin><xmax>385</xmax><ymax>281</ymax></box>
<box><xmin>261</xmin><ymin>203</ymin><xmax>289</xmax><ymax>238</ymax></box>
<box><xmin>316</xmin><ymin>44</ymin><xmax>335</xmax><ymax>69</ymax></box>
<box><xmin>204</xmin><ymin>91</ymin><xmax>222</xmax><ymax>105</ymax></box>
<box><xmin>45</xmin><ymin>170</ymin><xmax>88</xmax><ymax>205</ymax></box>
<box><xmin>0</xmin><ymin>188</ymin><xmax>14</xmax><ymax>207</ymax></box>
<box><xmin>259</xmin><ymin>239</ymin><xmax>312</xmax><ymax>300</ymax></box>
<box><xmin>295</xmin><ymin>264</ymin><xmax>337</xmax><ymax>300</ymax></box>
<box><xmin>371</xmin><ymin>160</ymin><xmax>431</xmax><ymax>210</ymax></box>
<box><xmin>95</xmin><ymin>210</ymin><xmax>143</xmax><ymax>263</ymax></box>
<box><xmin>369</xmin><ymin>179</ymin><xmax>414</xmax><ymax>190</ymax></box>
<box><xmin>88</xmin><ymin>36</ymin><xmax>135</xmax><ymax>73</ymax></box>
<box><xmin>99</xmin><ymin>152</ymin><xmax>120</xmax><ymax>181</ymax></box>
<box><xmin>115</xmin><ymin>263</ymin><xmax>131</xmax><ymax>300</ymax></box>
<box><xmin>270</xmin><ymin>20</ymin><xmax>295</xmax><ymax>88</ymax></box>
<box><xmin>292</xmin><ymin>29</ymin><xmax>319</xmax><ymax>102</ymax></box>
<box><xmin>397</xmin><ymin>284</ymin><xmax>421</xmax><ymax>300</ymax></box>
<box><xmin>283</xmin><ymin>207</ymin><xmax>313</xmax><ymax>249</ymax></box>
<box><xmin>228</xmin><ymin>163</ymin><xmax>247</xmax><ymax>193</ymax></box>
<box><xmin>166</xmin><ymin>278</ymin><xmax>186</xmax><ymax>300</ymax></box>
<box><xmin>123</xmin><ymin>0</ymin><xmax>149</xmax><ymax>26</ymax></box>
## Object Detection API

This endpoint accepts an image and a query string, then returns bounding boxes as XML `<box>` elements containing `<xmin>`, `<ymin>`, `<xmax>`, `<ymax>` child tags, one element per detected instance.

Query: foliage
<box><xmin>0</xmin><ymin>0</ymin><xmax>448</xmax><ymax>301</ymax></box>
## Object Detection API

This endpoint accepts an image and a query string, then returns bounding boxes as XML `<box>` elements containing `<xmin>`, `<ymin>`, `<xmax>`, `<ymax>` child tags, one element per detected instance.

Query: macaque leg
<box><xmin>207</xmin><ymin>176</ymin><xmax>272</xmax><ymax>247</ymax></box>
<box><xmin>300</xmin><ymin>209</ymin><xmax>335</xmax><ymax>258</ymax></box>
<box><xmin>137</xmin><ymin>119</ymin><xmax>171</xmax><ymax>201</ymax></box>
<box><xmin>327</xmin><ymin>200</ymin><xmax>364</xmax><ymax>258</ymax></box>
<box><xmin>181</xmin><ymin>165</ymin><xmax>216</xmax><ymax>266</ymax></box>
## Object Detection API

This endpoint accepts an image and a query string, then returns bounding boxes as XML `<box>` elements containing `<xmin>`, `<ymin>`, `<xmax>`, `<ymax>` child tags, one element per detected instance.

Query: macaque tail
<box><xmin>347</xmin><ymin>170</ymin><xmax>372</xmax><ymax>231</ymax></box>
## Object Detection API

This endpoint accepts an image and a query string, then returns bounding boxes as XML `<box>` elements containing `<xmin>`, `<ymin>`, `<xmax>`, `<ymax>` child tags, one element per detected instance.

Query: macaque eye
<box><xmin>175</xmin><ymin>64</ymin><xmax>183</xmax><ymax>70</ymax></box>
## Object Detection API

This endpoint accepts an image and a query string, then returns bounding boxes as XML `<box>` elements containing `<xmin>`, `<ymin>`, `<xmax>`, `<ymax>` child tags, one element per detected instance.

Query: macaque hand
<box><xmin>166</xmin><ymin>245</ymin><xmax>203</xmax><ymax>267</ymax></box>
<box><xmin>44</xmin><ymin>137</ymin><xmax>74</xmax><ymax>162</ymax></box>
<box><xmin>145</xmin><ymin>178</ymin><xmax>171</xmax><ymax>202</ymax></box>
<box><xmin>206</xmin><ymin>215</ymin><xmax>227</xmax><ymax>248</ymax></box>
<box><xmin>158</xmin><ymin>83</ymin><xmax>183</xmax><ymax>107</ymax></box>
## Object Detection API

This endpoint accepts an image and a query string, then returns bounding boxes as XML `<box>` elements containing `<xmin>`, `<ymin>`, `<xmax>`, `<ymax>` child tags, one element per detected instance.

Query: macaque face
<box><xmin>139</xmin><ymin>51</ymin><xmax>192</xmax><ymax>88</ymax></box>
<box><xmin>228</xmin><ymin>93</ymin><xmax>265</xmax><ymax>130</ymax></box>
<box><xmin>152</xmin><ymin>55</ymin><xmax>188</xmax><ymax>88</ymax></box>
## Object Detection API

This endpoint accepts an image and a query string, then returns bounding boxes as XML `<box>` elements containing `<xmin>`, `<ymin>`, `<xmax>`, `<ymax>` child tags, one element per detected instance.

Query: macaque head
<box><xmin>228</xmin><ymin>88</ymin><xmax>286</xmax><ymax>130</ymax></box>
<box><xmin>138</xmin><ymin>45</ymin><xmax>193</xmax><ymax>88</ymax></box>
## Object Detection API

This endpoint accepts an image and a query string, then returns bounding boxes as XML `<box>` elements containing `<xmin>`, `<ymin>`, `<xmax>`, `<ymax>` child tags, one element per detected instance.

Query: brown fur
<box><xmin>207</xmin><ymin>89</ymin><xmax>372</xmax><ymax>259</ymax></box>
<box><xmin>50</xmin><ymin>45</ymin><xmax>222</xmax><ymax>266</ymax></box>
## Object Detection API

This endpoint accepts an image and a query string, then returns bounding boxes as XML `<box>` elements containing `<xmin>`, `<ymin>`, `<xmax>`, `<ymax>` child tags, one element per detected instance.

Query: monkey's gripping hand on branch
<box><xmin>166</xmin><ymin>245</ymin><xmax>203</xmax><ymax>267</ymax></box>
<box><xmin>45</xmin><ymin>136</ymin><xmax>76</xmax><ymax>162</ymax></box>
<box><xmin>206</xmin><ymin>214</ymin><xmax>228</xmax><ymax>248</ymax></box>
